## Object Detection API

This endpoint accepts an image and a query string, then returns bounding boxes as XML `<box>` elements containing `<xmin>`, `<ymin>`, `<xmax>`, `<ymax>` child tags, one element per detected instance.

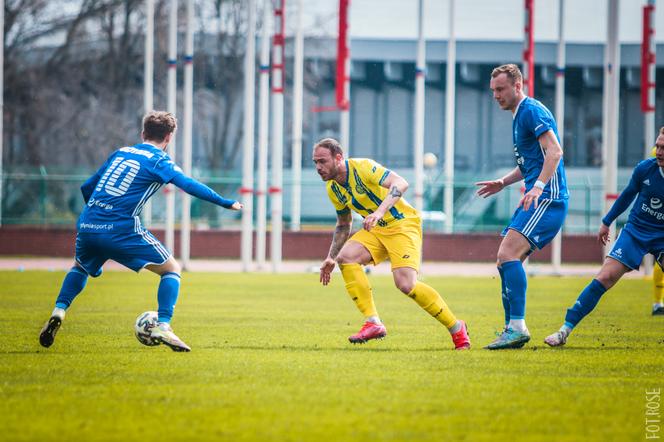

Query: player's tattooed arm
<box><xmin>378</xmin><ymin>173</ymin><xmax>408</xmax><ymax>214</ymax></box>
<box><xmin>328</xmin><ymin>212</ymin><xmax>352</xmax><ymax>259</ymax></box>
<box><xmin>389</xmin><ymin>185</ymin><xmax>403</xmax><ymax>198</ymax></box>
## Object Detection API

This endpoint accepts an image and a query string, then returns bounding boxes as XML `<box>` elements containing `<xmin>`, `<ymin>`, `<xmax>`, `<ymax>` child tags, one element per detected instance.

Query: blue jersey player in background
<box><xmin>545</xmin><ymin>128</ymin><xmax>664</xmax><ymax>347</ymax></box>
<box><xmin>39</xmin><ymin>111</ymin><xmax>242</xmax><ymax>352</ymax></box>
<box><xmin>476</xmin><ymin>64</ymin><xmax>569</xmax><ymax>350</ymax></box>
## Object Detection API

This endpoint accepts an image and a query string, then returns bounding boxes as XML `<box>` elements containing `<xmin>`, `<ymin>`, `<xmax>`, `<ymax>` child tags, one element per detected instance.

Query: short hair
<box><xmin>314</xmin><ymin>138</ymin><xmax>344</xmax><ymax>157</ymax></box>
<box><xmin>491</xmin><ymin>64</ymin><xmax>523</xmax><ymax>85</ymax></box>
<box><xmin>142</xmin><ymin>111</ymin><xmax>177</xmax><ymax>142</ymax></box>
<box><xmin>659</xmin><ymin>126</ymin><xmax>664</xmax><ymax>135</ymax></box>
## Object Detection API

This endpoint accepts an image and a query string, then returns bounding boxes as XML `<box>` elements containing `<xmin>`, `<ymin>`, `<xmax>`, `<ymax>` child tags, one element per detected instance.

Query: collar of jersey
<box><xmin>343</xmin><ymin>159</ymin><xmax>350</xmax><ymax>187</ymax></box>
<box><xmin>513</xmin><ymin>96</ymin><xmax>528</xmax><ymax>120</ymax></box>
<box><xmin>136</xmin><ymin>142</ymin><xmax>161</xmax><ymax>153</ymax></box>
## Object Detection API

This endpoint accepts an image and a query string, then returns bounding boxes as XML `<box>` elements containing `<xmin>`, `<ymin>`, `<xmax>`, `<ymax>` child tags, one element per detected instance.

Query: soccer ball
<box><xmin>134</xmin><ymin>311</ymin><xmax>160</xmax><ymax>346</ymax></box>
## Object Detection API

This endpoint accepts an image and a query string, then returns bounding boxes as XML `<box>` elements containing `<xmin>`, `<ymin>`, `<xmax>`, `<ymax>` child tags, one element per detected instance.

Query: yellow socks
<box><xmin>654</xmin><ymin>264</ymin><xmax>664</xmax><ymax>304</ymax></box>
<box><xmin>407</xmin><ymin>281</ymin><xmax>458</xmax><ymax>329</ymax></box>
<box><xmin>339</xmin><ymin>263</ymin><xmax>378</xmax><ymax>318</ymax></box>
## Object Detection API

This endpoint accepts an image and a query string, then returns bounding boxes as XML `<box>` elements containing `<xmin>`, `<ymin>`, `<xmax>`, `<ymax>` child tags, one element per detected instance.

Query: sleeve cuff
<box><xmin>379</xmin><ymin>170</ymin><xmax>391</xmax><ymax>185</ymax></box>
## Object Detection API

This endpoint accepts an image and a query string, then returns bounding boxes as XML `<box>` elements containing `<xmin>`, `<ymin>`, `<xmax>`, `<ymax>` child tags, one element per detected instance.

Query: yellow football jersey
<box><xmin>325</xmin><ymin>158</ymin><xmax>419</xmax><ymax>227</ymax></box>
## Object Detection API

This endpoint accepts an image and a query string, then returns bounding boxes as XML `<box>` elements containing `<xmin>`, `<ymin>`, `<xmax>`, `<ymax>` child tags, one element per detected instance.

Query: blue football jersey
<box><xmin>78</xmin><ymin>143</ymin><xmax>180</xmax><ymax>233</ymax></box>
<box><xmin>603</xmin><ymin>158</ymin><xmax>664</xmax><ymax>236</ymax></box>
<box><xmin>512</xmin><ymin>97</ymin><xmax>568</xmax><ymax>200</ymax></box>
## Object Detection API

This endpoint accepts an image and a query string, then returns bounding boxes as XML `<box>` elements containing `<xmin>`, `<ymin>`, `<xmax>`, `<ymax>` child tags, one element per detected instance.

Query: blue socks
<box><xmin>501</xmin><ymin>260</ymin><xmax>527</xmax><ymax>320</ymax></box>
<box><xmin>53</xmin><ymin>267</ymin><xmax>182</xmax><ymax>324</ymax></box>
<box><xmin>55</xmin><ymin>267</ymin><xmax>89</xmax><ymax>309</ymax></box>
<box><xmin>498</xmin><ymin>266</ymin><xmax>510</xmax><ymax>326</ymax></box>
<box><xmin>157</xmin><ymin>272</ymin><xmax>181</xmax><ymax>323</ymax></box>
<box><xmin>564</xmin><ymin>279</ymin><xmax>607</xmax><ymax>329</ymax></box>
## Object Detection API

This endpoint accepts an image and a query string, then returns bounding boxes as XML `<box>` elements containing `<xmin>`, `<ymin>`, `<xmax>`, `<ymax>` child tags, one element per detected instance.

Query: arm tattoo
<box><xmin>329</xmin><ymin>223</ymin><xmax>351</xmax><ymax>259</ymax></box>
<box><xmin>389</xmin><ymin>185</ymin><xmax>403</xmax><ymax>198</ymax></box>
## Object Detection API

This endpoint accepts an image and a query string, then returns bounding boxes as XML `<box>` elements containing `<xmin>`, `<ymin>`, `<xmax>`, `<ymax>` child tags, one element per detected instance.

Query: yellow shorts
<box><xmin>349</xmin><ymin>217</ymin><xmax>422</xmax><ymax>271</ymax></box>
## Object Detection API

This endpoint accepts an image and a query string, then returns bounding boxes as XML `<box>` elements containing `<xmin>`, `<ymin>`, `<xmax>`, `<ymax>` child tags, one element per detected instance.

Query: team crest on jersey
<box><xmin>355</xmin><ymin>184</ymin><xmax>366</xmax><ymax>195</ymax></box>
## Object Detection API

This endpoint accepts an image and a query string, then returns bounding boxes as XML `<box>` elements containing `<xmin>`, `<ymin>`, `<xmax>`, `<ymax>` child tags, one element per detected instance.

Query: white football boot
<box><xmin>544</xmin><ymin>329</ymin><xmax>569</xmax><ymax>347</ymax></box>
<box><xmin>150</xmin><ymin>323</ymin><xmax>191</xmax><ymax>352</ymax></box>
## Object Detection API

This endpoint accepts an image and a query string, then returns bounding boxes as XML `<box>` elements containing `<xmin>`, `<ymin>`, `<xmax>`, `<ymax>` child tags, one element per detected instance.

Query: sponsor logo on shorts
<box><xmin>79</xmin><ymin>222</ymin><xmax>114</xmax><ymax>231</ymax></box>
<box><xmin>613</xmin><ymin>248</ymin><xmax>623</xmax><ymax>257</ymax></box>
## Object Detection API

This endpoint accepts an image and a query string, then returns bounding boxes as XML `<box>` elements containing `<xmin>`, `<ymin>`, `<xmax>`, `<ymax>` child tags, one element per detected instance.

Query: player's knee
<box><xmin>496</xmin><ymin>250</ymin><xmax>510</xmax><ymax>265</ymax></box>
<box><xmin>394</xmin><ymin>277</ymin><xmax>415</xmax><ymax>294</ymax></box>
<box><xmin>158</xmin><ymin>258</ymin><xmax>181</xmax><ymax>275</ymax></box>
<box><xmin>336</xmin><ymin>253</ymin><xmax>358</xmax><ymax>265</ymax></box>
<box><xmin>595</xmin><ymin>270</ymin><xmax>618</xmax><ymax>290</ymax></box>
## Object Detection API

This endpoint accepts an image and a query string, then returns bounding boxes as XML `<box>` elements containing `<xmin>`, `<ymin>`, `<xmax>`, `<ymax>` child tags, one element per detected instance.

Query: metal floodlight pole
<box><xmin>290</xmin><ymin>0</ymin><xmax>304</xmax><ymax>232</ymax></box>
<box><xmin>142</xmin><ymin>0</ymin><xmax>155</xmax><ymax>228</ymax></box>
<box><xmin>551</xmin><ymin>0</ymin><xmax>565</xmax><ymax>274</ymax></box>
<box><xmin>602</xmin><ymin>0</ymin><xmax>620</xmax><ymax>254</ymax></box>
<box><xmin>641</xmin><ymin>0</ymin><xmax>656</xmax><ymax>275</ymax></box>
<box><xmin>443</xmin><ymin>0</ymin><xmax>456</xmax><ymax>234</ymax></box>
<box><xmin>241</xmin><ymin>0</ymin><xmax>257</xmax><ymax>271</ymax></box>
<box><xmin>256</xmin><ymin>0</ymin><xmax>271</xmax><ymax>270</ymax></box>
<box><xmin>413</xmin><ymin>0</ymin><xmax>426</xmax><ymax>215</ymax></box>
<box><xmin>181</xmin><ymin>0</ymin><xmax>194</xmax><ymax>271</ymax></box>
<box><xmin>270</xmin><ymin>0</ymin><xmax>286</xmax><ymax>273</ymax></box>
<box><xmin>0</xmin><ymin>0</ymin><xmax>4</xmax><ymax>227</ymax></box>
<box><xmin>337</xmin><ymin>0</ymin><xmax>350</xmax><ymax>151</ymax></box>
<box><xmin>642</xmin><ymin>0</ymin><xmax>656</xmax><ymax>159</ymax></box>
<box><xmin>166</xmin><ymin>0</ymin><xmax>178</xmax><ymax>254</ymax></box>
<box><xmin>522</xmin><ymin>0</ymin><xmax>535</xmax><ymax>97</ymax></box>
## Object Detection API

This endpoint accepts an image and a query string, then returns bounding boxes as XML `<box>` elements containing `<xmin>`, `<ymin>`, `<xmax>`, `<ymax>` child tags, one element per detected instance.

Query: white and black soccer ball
<box><xmin>134</xmin><ymin>311</ymin><xmax>160</xmax><ymax>346</ymax></box>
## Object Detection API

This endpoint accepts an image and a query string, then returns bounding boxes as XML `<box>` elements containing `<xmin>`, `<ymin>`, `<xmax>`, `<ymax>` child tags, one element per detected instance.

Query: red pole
<box><xmin>336</xmin><ymin>0</ymin><xmax>350</xmax><ymax>110</ymax></box>
<box><xmin>272</xmin><ymin>0</ymin><xmax>285</xmax><ymax>94</ymax></box>
<box><xmin>523</xmin><ymin>0</ymin><xmax>534</xmax><ymax>97</ymax></box>
<box><xmin>641</xmin><ymin>3</ymin><xmax>656</xmax><ymax>112</ymax></box>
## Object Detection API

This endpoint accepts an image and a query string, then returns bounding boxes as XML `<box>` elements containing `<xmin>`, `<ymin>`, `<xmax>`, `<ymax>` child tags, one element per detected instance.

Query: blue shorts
<box><xmin>502</xmin><ymin>198</ymin><xmax>568</xmax><ymax>252</ymax></box>
<box><xmin>75</xmin><ymin>230</ymin><xmax>171</xmax><ymax>277</ymax></box>
<box><xmin>608</xmin><ymin>223</ymin><xmax>664</xmax><ymax>271</ymax></box>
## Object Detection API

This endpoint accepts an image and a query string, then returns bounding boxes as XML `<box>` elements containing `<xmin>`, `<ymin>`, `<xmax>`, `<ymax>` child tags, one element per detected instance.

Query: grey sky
<box><xmin>296</xmin><ymin>0</ymin><xmax>664</xmax><ymax>43</ymax></box>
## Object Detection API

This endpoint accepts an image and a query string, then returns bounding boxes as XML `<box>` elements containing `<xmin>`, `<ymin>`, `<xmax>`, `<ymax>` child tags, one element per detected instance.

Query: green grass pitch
<box><xmin>0</xmin><ymin>270</ymin><xmax>662</xmax><ymax>441</ymax></box>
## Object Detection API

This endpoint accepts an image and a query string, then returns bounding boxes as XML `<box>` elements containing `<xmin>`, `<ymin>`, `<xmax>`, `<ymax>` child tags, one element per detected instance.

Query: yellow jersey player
<box><xmin>314</xmin><ymin>138</ymin><xmax>470</xmax><ymax>349</ymax></box>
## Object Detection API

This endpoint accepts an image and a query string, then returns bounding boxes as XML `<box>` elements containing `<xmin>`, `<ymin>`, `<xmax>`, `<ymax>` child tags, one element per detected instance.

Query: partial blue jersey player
<box><xmin>477</xmin><ymin>64</ymin><xmax>569</xmax><ymax>350</ymax></box>
<box><xmin>603</xmin><ymin>159</ymin><xmax>664</xmax><ymax>268</ymax></box>
<box><xmin>545</xmin><ymin>130</ymin><xmax>664</xmax><ymax>347</ymax></box>
<box><xmin>39</xmin><ymin>111</ymin><xmax>242</xmax><ymax>352</ymax></box>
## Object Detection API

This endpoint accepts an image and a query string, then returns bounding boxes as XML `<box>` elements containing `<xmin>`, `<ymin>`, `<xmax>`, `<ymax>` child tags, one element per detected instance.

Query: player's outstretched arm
<box><xmin>362</xmin><ymin>172</ymin><xmax>408</xmax><ymax>231</ymax></box>
<box><xmin>320</xmin><ymin>211</ymin><xmax>352</xmax><ymax>286</ymax></box>
<box><xmin>600</xmin><ymin>169</ymin><xmax>641</xmax><ymax>232</ymax></box>
<box><xmin>171</xmin><ymin>174</ymin><xmax>242</xmax><ymax>210</ymax></box>
<box><xmin>475</xmin><ymin>167</ymin><xmax>523</xmax><ymax>199</ymax></box>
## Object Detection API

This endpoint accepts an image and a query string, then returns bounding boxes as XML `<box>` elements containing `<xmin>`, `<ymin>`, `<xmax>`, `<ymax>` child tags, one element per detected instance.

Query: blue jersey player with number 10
<box><xmin>476</xmin><ymin>64</ymin><xmax>569</xmax><ymax>350</ymax></box>
<box><xmin>544</xmin><ymin>128</ymin><xmax>664</xmax><ymax>347</ymax></box>
<box><xmin>39</xmin><ymin>111</ymin><xmax>242</xmax><ymax>352</ymax></box>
